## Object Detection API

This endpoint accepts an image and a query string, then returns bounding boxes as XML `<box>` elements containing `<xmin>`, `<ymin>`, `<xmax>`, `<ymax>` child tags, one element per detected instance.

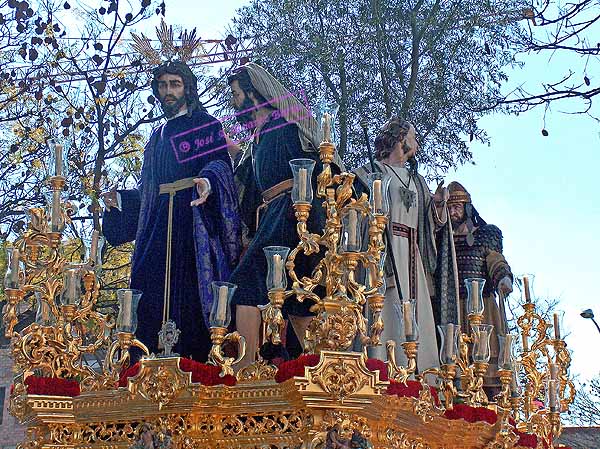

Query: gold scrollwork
<box><xmin>131</xmin><ymin>359</ymin><xmax>191</xmax><ymax>409</ymax></box>
<box><xmin>311</xmin><ymin>359</ymin><xmax>367</xmax><ymax>400</ymax></box>
<box><xmin>236</xmin><ymin>359</ymin><xmax>278</xmax><ymax>382</ymax></box>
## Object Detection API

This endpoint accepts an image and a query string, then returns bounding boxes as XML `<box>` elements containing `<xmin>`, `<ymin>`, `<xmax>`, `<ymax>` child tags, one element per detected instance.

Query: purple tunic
<box><xmin>103</xmin><ymin>110</ymin><xmax>241</xmax><ymax>361</ymax></box>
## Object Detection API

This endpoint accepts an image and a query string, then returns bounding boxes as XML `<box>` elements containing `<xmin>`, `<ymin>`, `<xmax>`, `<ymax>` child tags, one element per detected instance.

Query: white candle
<box><xmin>548</xmin><ymin>381</ymin><xmax>558</xmax><ymax>409</ymax></box>
<box><xmin>510</xmin><ymin>371</ymin><xmax>518</xmax><ymax>394</ymax></box>
<box><xmin>553</xmin><ymin>313</ymin><xmax>560</xmax><ymax>339</ymax></box>
<box><xmin>523</xmin><ymin>276</ymin><xmax>531</xmax><ymax>303</ymax></box>
<box><xmin>347</xmin><ymin>209</ymin><xmax>358</xmax><ymax>248</ymax></box>
<box><xmin>373</xmin><ymin>179</ymin><xmax>382</xmax><ymax>211</ymax></box>
<box><xmin>477</xmin><ymin>328</ymin><xmax>489</xmax><ymax>359</ymax></box>
<box><xmin>322</xmin><ymin>112</ymin><xmax>331</xmax><ymax>142</ymax></box>
<box><xmin>55</xmin><ymin>144</ymin><xmax>63</xmax><ymax>177</ymax></box>
<box><xmin>470</xmin><ymin>279</ymin><xmax>480</xmax><ymax>313</ymax></box>
<box><xmin>67</xmin><ymin>270</ymin><xmax>77</xmax><ymax>302</ymax></box>
<box><xmin>272</xmin><ymin>254</ymin><xmax>283</xmax><ymax>288</ymax></box>
<box><xmin>502</xmin><ymin>335</ymin><xmax>512</xmax><ymax>368</ymax></box>
<box><xmin>9</xmin><ymin>248</ymin><xmax>20</xmax><ymax>285</ymax></box>
<box><xmin>298</xmin><ymin>168</ymin><xmax>307</xmax><ymax>202</ymax></box>
<box><xmin>523</xmin><ymin>333</ymin><xmax>529</xmax><ymax>352</ymax></box>
<box><xmin>122</xmin><ymin>290</ymin><xmax>132</xmax><ymax>329</ymax></box>
<box><xmin>216</xmin><ymin>285</ymin><xmax>228</xmax><ymax>323</ymax></box>
<box><xmin>90</xmin><ymin>230</ymin><xmax>100</xmax><ymax>263</ymax></box>
<box><xmin>51</xmin><ymin>189</ymin><xmax>61</xmax><ymax>231</ymax></box>
<box><xmin>549</xmin><ymin>363</ymin><xmax>559</xmax><ymax>381</ymax></box>
<box><xmin>445</xmin><ymin>324</ymin><xmax>454</xmax><ymax>362</ymax></box>
<box><xmin>403</xmin><ymin>301</ymin><xmax>414</xmax><ymax>338</ymax></box>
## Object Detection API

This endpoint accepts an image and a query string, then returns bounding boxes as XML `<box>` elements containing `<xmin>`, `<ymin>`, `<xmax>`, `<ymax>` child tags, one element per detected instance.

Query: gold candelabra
<box><xmin>260</xmin><ymin>136</ymin><xmax>389</xmax><ymax>354</ymax></box>
<box><xmin>2</xmin><ymin>147</ymin><xmax>150</xmax><ymax>391</ymax></box>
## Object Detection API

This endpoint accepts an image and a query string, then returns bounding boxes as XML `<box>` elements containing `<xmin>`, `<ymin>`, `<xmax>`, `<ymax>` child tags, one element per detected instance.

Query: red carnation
<box><xmin>366</xmin><ymin>358</ymin><xmax>389</xmax><ymax>381</ymax></box>
<box><xmin>118</xmin><ymin>358</ymin><xmax>236</xmax><ymax>388</ymax></box>
<box><xmin>24</xmin><ymin>376</ymin><xmax>80</xmax><ymax>397</ymax></box>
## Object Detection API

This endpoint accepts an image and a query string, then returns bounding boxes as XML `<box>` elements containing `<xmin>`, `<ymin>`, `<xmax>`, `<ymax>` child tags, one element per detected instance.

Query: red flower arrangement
<box><xmin>514</xmin><ymin>430</ymin><xmax>538</xmax><ymax>448</ymax></box>
<box><xmin>274</xmin><ymin>355</ymin><xmax>390</xmax><ymax>383</ymax></box>
<box><xmin>365</xmin><ymin>358</ymin><xmax>389</xmax><ymax>381</ymax></box>
<box><xmin>442</xmin><ymin>403</ymin><xmax>498</xmax><ymax>425</ymax></box>
<box><xmin>118</xmin><ymin>358</ymin><xmax>236</xmax><ymax>388</ymax></box>
<box><xmin>386</xmin><ymin>379</ymin><xmax>440</xmax><ymax>406</ymax></box>
<box><xmin>23</xmin><ymin>375</ymin><xmax>81</xmax><ymax>397</ymax></box>
<box><xmin>441</xmin><ymin>403</ymin><xmax>547</xmax><ymax>448</ymax></box>
<box><xmin>274</xmin><ymin>354</ymin><xmax>320</xmax><ymax>383</ymax></box>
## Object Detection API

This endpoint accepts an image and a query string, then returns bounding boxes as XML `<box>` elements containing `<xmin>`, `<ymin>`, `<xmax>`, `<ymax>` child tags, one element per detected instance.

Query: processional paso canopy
<box><xmin>1</xmin><ymin>112</ymin><xmax>575</xmax><ymax>449</ymax></box>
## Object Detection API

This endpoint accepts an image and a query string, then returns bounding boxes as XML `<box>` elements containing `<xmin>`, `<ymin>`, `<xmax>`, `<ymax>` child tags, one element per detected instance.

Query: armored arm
<box><xmin>481</xmin><ymin>225</ymin><xmax>513</xmax><ymax>292</ymax></box>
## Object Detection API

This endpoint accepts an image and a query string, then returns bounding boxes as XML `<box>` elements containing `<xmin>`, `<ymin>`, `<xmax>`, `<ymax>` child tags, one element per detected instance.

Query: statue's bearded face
<box><xmin>449</xmin><ymin>202</ymin><xmax>465</xmax><ymax>228</ymax></box>
<box><xmin>229</xmin><ymin>80</ymin><xmax>257</xmax><ymax>125</ymax></box>
<box><xmin>388</xmin><ymin>124</ymin><xmax>418</xmax><ymax>164</ymax></box>
<box><xmin>157</xmin><ymin>73</ymin><xmax>187</xmax><ymax>117</ymax></box>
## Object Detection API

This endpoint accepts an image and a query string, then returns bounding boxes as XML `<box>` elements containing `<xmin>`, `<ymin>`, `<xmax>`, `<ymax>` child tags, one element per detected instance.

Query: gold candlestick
<box><xmin>386</xmin><ymin>340</ymin><xmax>418</xmax><ymax>384</ymax></box>
<box><xmin>3</xmin><ymin>288</ymin><xmax>25</xmax><ymax>338</ymax></box>
<box><xmin>496</xmin><ymin>369</ymin><xmax>513</xmax><ymax>409</ymax></box>
<box><xmin>207</xmin><ymin>326</ymin><xmax>246</xmax><ymax>377</ymax></box>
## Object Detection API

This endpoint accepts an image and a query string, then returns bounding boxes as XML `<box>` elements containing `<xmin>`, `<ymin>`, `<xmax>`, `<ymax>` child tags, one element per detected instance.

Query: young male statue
<box><xmin>102</xmin><ymin>61</ymin><xmax>241</xmax><ymax>361</ymax></box>
<box><xmin>354</xmin><ymin>117</ymin><xmax>459</xmax><ymax>372</ymax></box>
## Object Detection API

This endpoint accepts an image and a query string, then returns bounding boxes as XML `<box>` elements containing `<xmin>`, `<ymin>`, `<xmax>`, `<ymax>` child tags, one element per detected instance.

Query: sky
<box><xmin>135</xmin><ymin>0</ymin><xmax>600</xmax><ymax>381</ymax></box>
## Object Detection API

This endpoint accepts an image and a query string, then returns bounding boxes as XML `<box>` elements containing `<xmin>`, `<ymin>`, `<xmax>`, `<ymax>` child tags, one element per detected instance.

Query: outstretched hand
<box><xmin>100</xmin><ymin>187</ymin><xmax>118</xmax><ymax>211</ymax></box>
<box><xmin>498</xmin><ymin>275</ymin><xmax>513</xmax><ymax>296</ymax></box>
<box><xmin>191</xmin><ymin>178</ymin><xmax>211</xmax><ymax>207</ymax></box>
<box><xmin>433</xmin><ymin>181</ymin><xmax>449</xmax><ymax>204</ymax></box>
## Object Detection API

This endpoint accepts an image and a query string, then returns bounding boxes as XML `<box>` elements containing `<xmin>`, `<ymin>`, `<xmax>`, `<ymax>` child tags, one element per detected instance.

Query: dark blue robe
<box><xmin>103</xmin><ymin>110</ymin><xmax>241</xmax><ymax>361</ymax></box>
<box><xmin>230</xmin><ymin>114</ymin><xmax>324</xmax><ymax>317</ymax></box>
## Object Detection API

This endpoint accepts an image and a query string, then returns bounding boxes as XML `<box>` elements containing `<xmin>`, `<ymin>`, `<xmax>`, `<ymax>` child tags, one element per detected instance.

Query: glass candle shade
<box><xmin>289</xmin><ymin>158</ymin><xmax>315</xmax><ymax>205</ymax></box>
<box><xmin>402</xmin><ymin>299</ymin><xmax>419</xmax><ymax>342</ymax></box>
<box><xmin>471</xmin><ymin>323</ymin><xmax>494</xmax><ymax>363</ymax></box>
<box><xmin>3</xmin><ymin>247</ymin><xmax>21</xmax><ymax>289</ymax></box>
<box><xmin>85</xmin><ymin>231</ymin><xmax>105</xmax><ymax>269</ymax></box>
<box><xmin>546</xmin><ymin>379</ymin><xmax>560</xmax><ymax>411</ymax></box>
<box><xmin>34</xmin><ymin>292</ymin><xmax>56</xmax><ymax>326</ymax></box>
<box><xmin>368</xmin><ymin>172</ymin><xmax>392</xmax><ymax>216</ymax></box>
<box><xmin>465</xmin><ymin>278</ymin><xmax>486</xmax><ymax>315</ymax></box>
<box><xmin>511</xmin><ymin>361</ymin><xmax>523</xmax><ymax>397</ymax></box>
<box><xmin>60</xmin><ymin>268</ymin><xmax>82</xmax><ymax>306</ymax></box>
<box><xmin>516</xmin><ymin>274</ymin><xmax>535</xmax><ymax>304</ymax></box>
<box><xmin>210</xmin><ymin>281</ymin><xmax>236</xmax><ymax>328</ymax></box>
<box><xmin>47</xmin><ymin>138</ymin><xmax>68</xmax><ymax>177</ymax></box>
<box><xmin>316</xmin><ymin>103</ymin><xmax>339</xmax><ymax>145</ymax></box>
<box><xmin>340</xmin><ymin>207</ymin><xmax>364</xmax><ymax>253</ymax></box>
<box><xmin>552</xmin><ymin>312</ymin><xmax>562</xmax><ymax>340</ymax></box>
<box><xmin>549</xmin><ymin>363</ymin><xmax>560</xmax><ymax>381</ymax></box>
<box><xmin>498</xmin><ymin>333</ymin><xmax>517</xmax><ymax>370</ymax></box>
<box><xmin>116</xmin><ymin>289</ymin><xmax>142</xmax><ymax>333</ymax></box>
<box><xmin>264</xmin><ymin>246</ymin><xmax>290</xmax><ymax>291</ymax></box>
<box><xmin>44</xmin><ymin>190</ymin><xmax>67</xmax><ymax>233</ymax></box>
<box><xmin>437</xmin><ymin>323</ymin><xmax>459</xmax><ymax>365</ymax></box>
<box><xmin>365</xmin><ymin>251</ymin><xmax>386</xmax><ymax>295</ymax></box>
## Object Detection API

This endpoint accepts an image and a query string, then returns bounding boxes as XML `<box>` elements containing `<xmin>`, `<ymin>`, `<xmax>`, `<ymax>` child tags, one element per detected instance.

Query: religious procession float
<box><xmin>2</xmin><ymin>122</ymin><xmax>575</xmax><ymax>449</ymax></box>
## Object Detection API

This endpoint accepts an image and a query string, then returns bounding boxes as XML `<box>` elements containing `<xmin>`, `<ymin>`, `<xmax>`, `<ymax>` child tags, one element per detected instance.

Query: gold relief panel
<box><xmin>236</xmin><ymin>359</ymin><xmax>278</xmax><ymax>383</ymax></box>
<box><xmin>299</xmin><ymin>351</ymin><xmax>388</xmax><ymax>401</ymax></box>
<box><xmin>128</xmin><ymin>357</ymin><xmax>192</xmax><ymax>409</ymax></box>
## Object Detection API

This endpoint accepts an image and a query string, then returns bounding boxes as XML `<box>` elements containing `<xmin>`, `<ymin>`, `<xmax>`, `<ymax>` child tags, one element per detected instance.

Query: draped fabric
<box><xmin>230</xmin><ymin>114</ymin><xmax>325</xmax><ymax>316</ymax></box>
<box><xmin>192</xmin><ymin>159</ymin><xmax>241</xmax><ymax>325</ymax></box>
<box><xmin>243</xmin><ymin>62</ymin><xmax>322</xmax><ymax>153</ymax></box>
<box><xmin>103</xmin><ymin>110</ymin><xmax>241</xmax><ymax>361</ymax></box>
<box><xmin>240</xmin><ymin>62</ymin><xmax>345</xmax><ymax>171</ymax></box>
